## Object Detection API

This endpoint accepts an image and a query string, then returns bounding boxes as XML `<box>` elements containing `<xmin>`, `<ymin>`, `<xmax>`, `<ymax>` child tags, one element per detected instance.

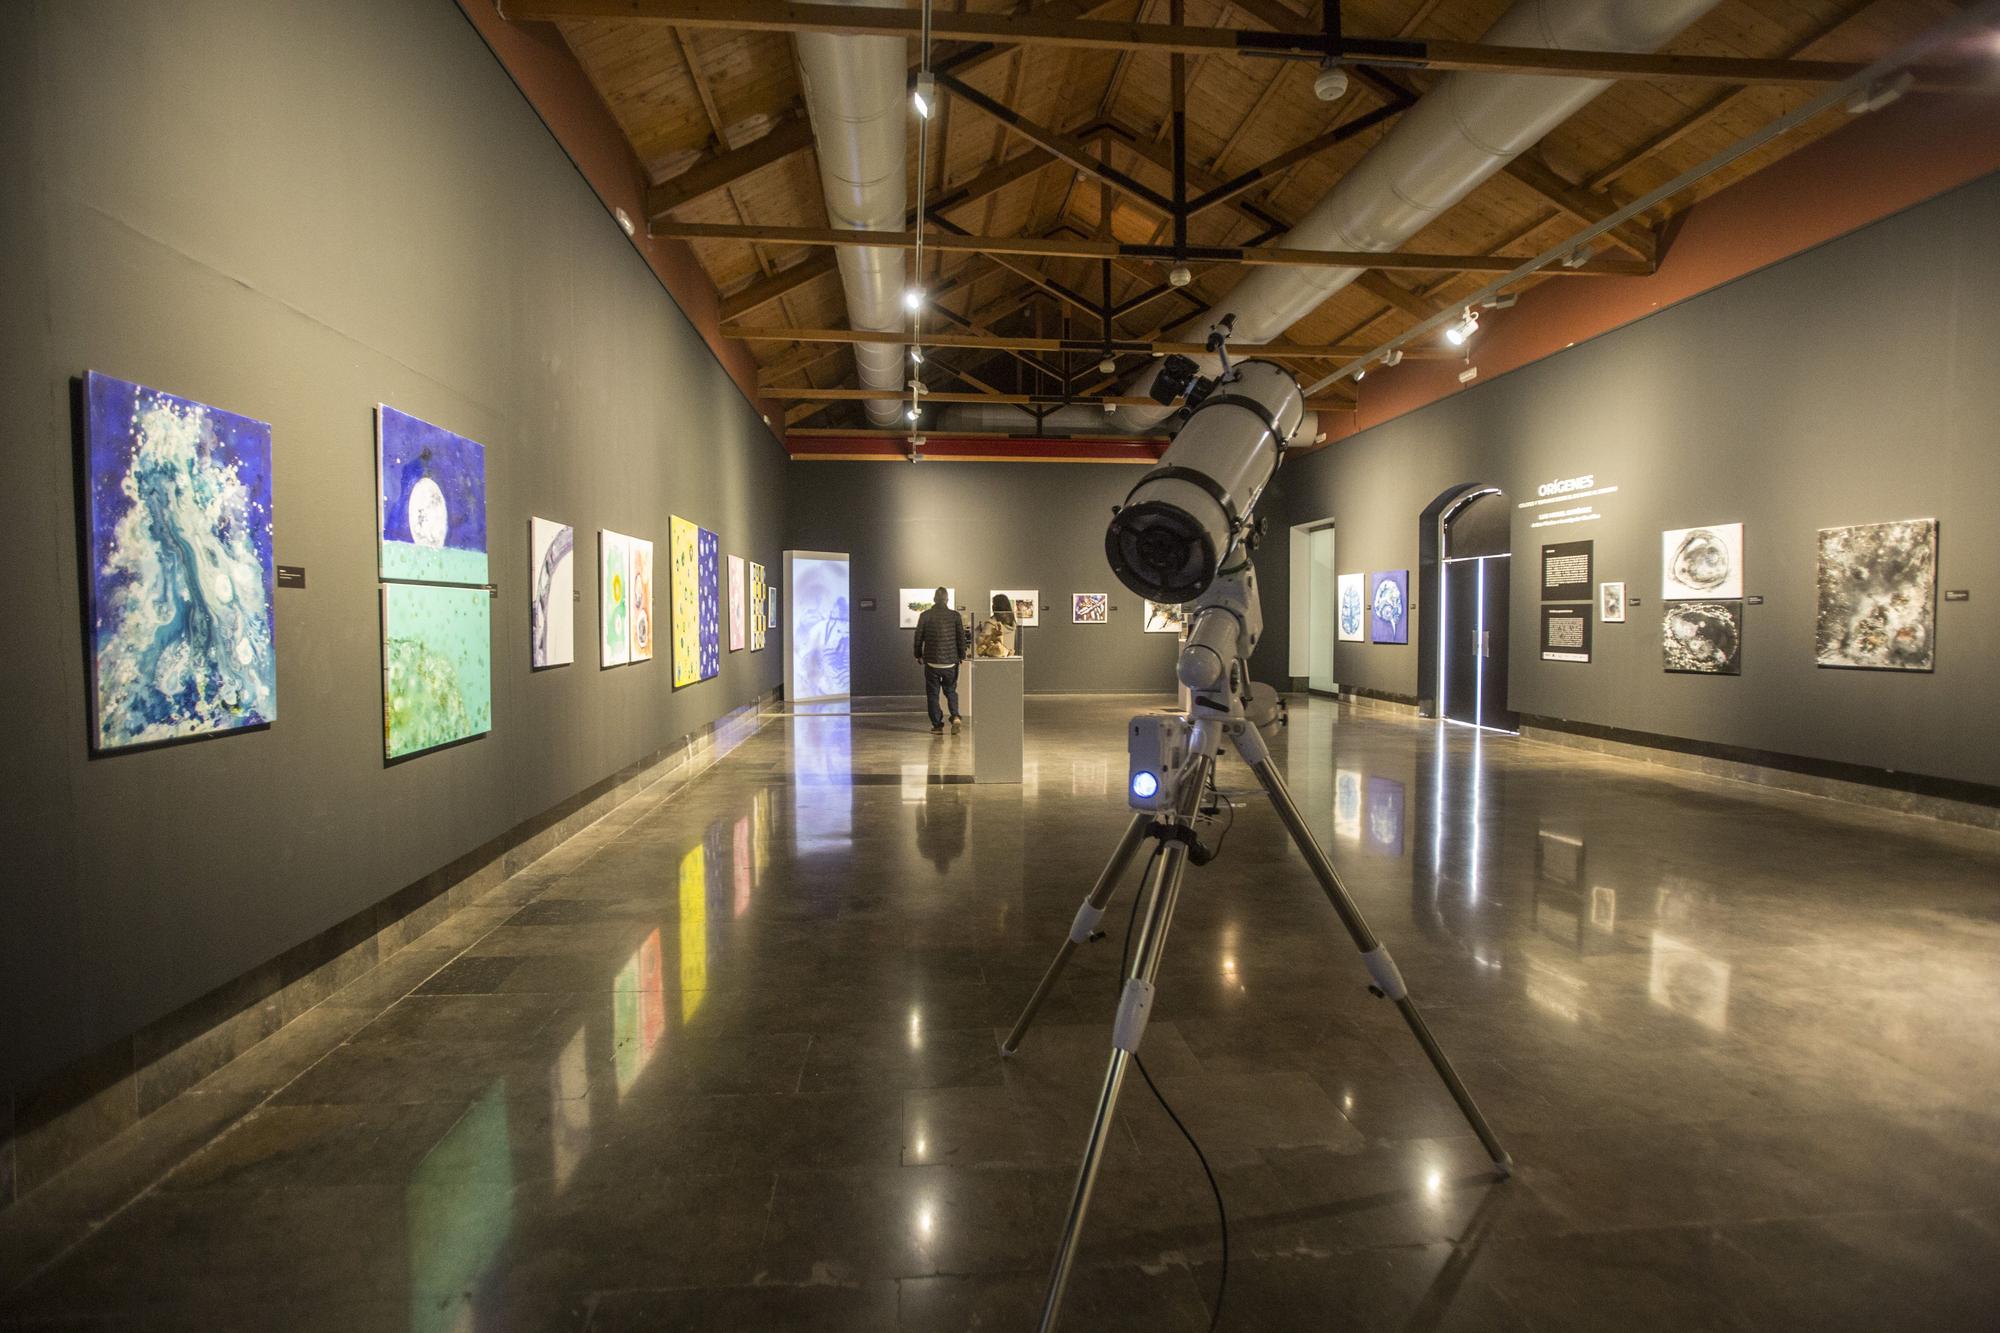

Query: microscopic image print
<box><xmin>1337</xmin><ymin>573</ymin><xmax>1365</xmax><ymax>641</ymax></box>
<box><xmin>1661</xmin><ymin>523</ymin><xmax>1743</xmax><ymax>600</ymax></box>
<box><xmin>1369</xmin><ymin>570</ymin><xmax>1409</xmax><ymax>644</ymax></box>
<box><xmin>83</xmin><ymin>372</ymin><xmax>276</xmax><ymax>751</ymax></box>
<box><xmin>671</xmin><ymin>516</ymin><xmax>701</xmax><ymax>686</ymax></box>
<box><xmin>529</xmin><ymin>518</ymin><xmax>574</xmax><ymax>668</ymax></box>
<box><xmin>1662</xmin><ymin>601</ymin><xmax>1742</xmax><ymax>675</ymax></box>
<box><xmin>1815</xmin><ymin>519</ymin><xmax>1936</xmax><ymax>671</ymax></box>
<box><xmin>1072</xmin><ymin>593</ymin><xmax>1108</xmax><ymax>624</ymax></box>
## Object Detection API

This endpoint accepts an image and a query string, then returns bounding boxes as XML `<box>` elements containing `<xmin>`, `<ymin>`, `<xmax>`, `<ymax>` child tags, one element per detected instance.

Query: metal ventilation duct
<box><xmin>795</xmin><ymin>0</ymin><xmax>910</xmax><ymax>427</ymax></box>
<box><xmin>944</xmin><ymin>0</ymin><xmax>1722</xmax><ymax>436</ymax></box>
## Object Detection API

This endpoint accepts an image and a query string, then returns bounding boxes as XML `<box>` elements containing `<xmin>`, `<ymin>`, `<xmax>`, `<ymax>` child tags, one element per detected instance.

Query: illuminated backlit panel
<box><xmin>680</xmin><ymin>843</ymin><xmax>708</xmax><ymax>1021</ymax></box>
<box><xmin>784</xmin><ymin>551</ymin><xmax>850</xmax><ymax>701</ymax></box>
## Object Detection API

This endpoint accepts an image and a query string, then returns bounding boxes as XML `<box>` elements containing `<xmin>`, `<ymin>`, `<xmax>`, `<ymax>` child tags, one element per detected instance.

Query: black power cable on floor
<box><xmin>1120</xmin><ymin>845</ymin><xmax>1229</xmax><ymax>1333</ymax></box>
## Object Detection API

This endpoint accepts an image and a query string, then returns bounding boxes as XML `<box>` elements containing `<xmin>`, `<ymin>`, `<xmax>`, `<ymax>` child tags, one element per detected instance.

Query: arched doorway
<box><xmin>1416</xmin><ymin>483</ymin><xmax>1516</xmax><ymax>731</ymax></box>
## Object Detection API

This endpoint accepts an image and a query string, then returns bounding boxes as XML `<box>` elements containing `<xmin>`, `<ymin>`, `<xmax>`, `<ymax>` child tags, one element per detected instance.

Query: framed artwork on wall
<box><xmin>599</xmin><ymin>530</ymin><xmax>632</xmax><ymax>668</ymax></box>
<box><xmin>899</xmin><ymin>587</ymin><xmax>955</xmax><ymax>628</ymax></box>
<box><xmin>992</xmin><ymin>589</ymin><xmax>1040</xmax><ymax>625</ymax></box>
<box><xmin>629</xmin><ymin>537</ymin><xmax>655</xmax><ymax>662</ymax></box>
<box><xmin>1073</xmin><ymin>593</ymin><xmax>1108</xmax><ymax>623</ymax></box>
<box><xmin>1369</xmin><ymin>570</ymin><xmax>1409</xmax><ymax>645</ymax></box>
<box><xmin>81</xmin><ymin>372</ymin><xmax>276</xmax><ymax>751</ymax></box>
<box><xmin>728</xmin><ymin>554</ymin><xmax>746</xmax><ymax>652</ymax></box>
<box><xmin>1662</xmin><ymin>601</ymin><xmax>1742</xmax><ymax>674</ymax></box>
<box><xmin>1662</xmin><ymin>523</ymin><xmax>1743</xmax><ymax>600</ymax></box>
<box><xmin>1337</xmin><ymin>573</ymin><xmax>1366</xmax><ymax>642</ymax></box>
<box><xmin>378</xmin><ymin>406</ymin><xmax>492</xmax><ymax>760</ymax></box>
<box><xmin>750</xmin><ymin>561</ymin><xmax>768</xmax><ymax>650</ymax></box>
<box><xmin>529</xmin><ymin>517</ymin><xmax>574</xmax><ymax>668</ymax></box>
<box><xmin>1143</xmin><ymin>601</ymin><xmax>1188</xmax><ymax>634</ymax></box>
<box><xmin>671</xmin><ymin>516</ymin><xmax>701</xmax><ymax>686</ymax></box>
<box><xmin>697</xmin><ymin>526</ymin><xmax>721</xmax><ymax>679</ymax></box>
<box><xmin>382</xmin><ymin>581</ymin><xmax>492</xmax><ymax>759</ymax></box>
<box><xmin>1599</xmin><ymin>581</ymin><xmax>1626</xmax><ymax>624</ymax></box>
<box><xmin>1814</xmin><ymin>519</ymin><xmax>1935</xmax><ymax>671</ymax></box>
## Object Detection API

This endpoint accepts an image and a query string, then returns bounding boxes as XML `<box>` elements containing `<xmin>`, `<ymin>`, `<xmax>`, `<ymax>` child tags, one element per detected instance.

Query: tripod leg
<box><xmin>1002</xmin><ymin>812</ymin><xmax>1152</xmax><ymax>1056</ymax></box>
<box><xmin>1231</xmin><ymin>726</ymin><xmax>1513</xmax><ymax>1177</ymax></box>
<box><xmin>1037</xmin><ymin>752</ymin><xmax>1213</xmax><ymax>1333</ymax></box>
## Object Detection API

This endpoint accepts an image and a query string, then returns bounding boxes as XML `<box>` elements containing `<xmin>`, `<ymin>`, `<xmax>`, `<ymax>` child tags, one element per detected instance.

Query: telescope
<box><xmin>1006</xmin><ymin>329</ymin><xmax>1513</xmax><ymax>1333</ymax></box>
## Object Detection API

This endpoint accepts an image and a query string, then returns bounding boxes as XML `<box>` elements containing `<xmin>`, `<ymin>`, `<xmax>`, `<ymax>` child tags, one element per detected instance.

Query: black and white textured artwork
<box><xmin>1661</xmin><ymin>523</ymin><xmax>1743</xmax><ymax>600</ymax></box>
<box><xmin>1814</xmin><ymin>519</ymin><xmax>1936</xmax><ymax>671</ymax></box>
<box><xmin>1662</xmin><ymin>601</ymin><xmax>1742</xmax><ymax>674</ymax></box>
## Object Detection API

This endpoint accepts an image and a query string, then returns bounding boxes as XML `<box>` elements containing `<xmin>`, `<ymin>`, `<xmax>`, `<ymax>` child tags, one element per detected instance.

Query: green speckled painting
<box><xmin>382</xmin><ymin>582</ymin><xmax>492</xmax><ymax>759</ymax></box>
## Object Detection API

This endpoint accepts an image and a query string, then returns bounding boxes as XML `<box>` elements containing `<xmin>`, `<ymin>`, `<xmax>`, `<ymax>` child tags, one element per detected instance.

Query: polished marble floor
<box><xmin>4</xmin><ymin>695</ymin><xmax>1999</xmax><ymax>1330</ymax></box>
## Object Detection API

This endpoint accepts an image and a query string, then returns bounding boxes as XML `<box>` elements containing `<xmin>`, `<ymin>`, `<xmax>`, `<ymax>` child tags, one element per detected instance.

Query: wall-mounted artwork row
<box><xmin>1815</xmin><ymin>519</ymin><xmax>1936</xmax><ymax>671</ymax></box>
<box><xmin>1073</xmin><ymin>593</ymin><xmax>1108</xmax><ymax>624</ymax></box>
<box><xmin>83</xmin><ymin>372</ymin><xmax>276</xmax><ymax>752</ymax></box>
<box><xmin>1662</xmin><ymin>523</ymin><xmax>1743</xmax><ymax>600</ymax></box>
<box><xmin>1369</xmin><ymin>570</ymin><xmax>1409</xmax><ymax>645</ymax></box>
<box><xmin>530</xmin><ymin>518</ymin><xmax>574</xmax><ymax>669</ymax></box>
<box><xmin>786</xmin><ymin>551</ymin><xmax>851</xmax><ymax>702</ymax></box>
<box><xmin>377</xmin><ymin>406</ymin><xmax>491</xmax><ymax>760</ymax></box>
<box><xmin>600</xmin><ymin>530</ymin><xmax>632</xmax><ymax>668</ymax></box>
<box><xmin>1662</xmin><ymin>601</ymin><xmax>1742</xmax><ymax>675</ymax></box>
<box><xmin>750</xmin><ymin>561</ymin><xmax>768</xmax><ymax>651</ymax></box>
<box><xmin>899</xmin><ymin>587</ymin><xmax>955</xmax><ymax>629</ymax></box>
<box><xmin>728</xmin><ymin>554</ymin><xmax>746</xmax><ymax>652</ymax></box>
<box><xmin>993</xmin><ymin>589</ymin><xmax>1040</xmax><ymax>626</ymax></box>
<box><xmin>1337</xmin><ymin>573</ymin><xmax>1365</xmax><ymax>642</ymax></box>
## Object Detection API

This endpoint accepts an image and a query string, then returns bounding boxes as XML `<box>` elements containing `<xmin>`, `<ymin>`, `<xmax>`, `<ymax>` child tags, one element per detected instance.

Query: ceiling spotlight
<box><xmin>912</xmin><ymin>72</ymin><xmax>937</xmax><ymax>120</ymax></box>
<box><xmin>1354</xmin><ymin>367</ymin><xmax>1366</xmax><ymax>382</ymax></box>
<box><xmin>1098</xmin><ymin>355</ymin><xmax>1117</xmax><ymax>374</ymax></box>
<box><xmin>1559</xmin><ymin>244</ymin><xmax>1595</xmax><ymax>270</ymax></box>
<box><xmin>1444</xmin><ymin>308</ymin><xmax>1480</xmax><ymax>347</ymax></box>
<box><xmin>613</xmin><ymin>207</ymin><xmax>636</xmax><ymax>237</ymax></box>
<box><xmin>906</xmin><ymin>405</ymin><xmax>920</xmax><ymax>423</ymax></box>
<box><xmin>1480</xmin><ymin>293</ymin><xmax>1518</xmax><ymax>310</ymax></box>
<box><xmin>1168</xmin><ymin>264</ymin><xmax>1192</xmax><ymax>288</ymax></box>
<box><xmin>903</xmin><ymin>286</ymin><xmax>926</xmax><ymax>312</ymax></box>
<box><xmin>1383</xmin><ymin>349</ymin><xmax>1403</xmax><ymax>367</ymax></box>
<box><xmin>909</xmin><ymin>345</ymin><xmax>924</xmax><ymax>365</ymax></box>
<box><xmin>1313</xmin><ymin>58</ymin><xmax>1349</xmax><ymax>103</ymax></box>
<box><xmin>1845</xmin><ymin>70</ymin><xmax>1912</xmax><ymax>115</ymax></box>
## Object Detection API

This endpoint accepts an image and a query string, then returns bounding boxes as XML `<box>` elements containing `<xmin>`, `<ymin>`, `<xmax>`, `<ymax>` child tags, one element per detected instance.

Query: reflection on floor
<box><xmin>4</xmin><ymin>695</ymin><xmax>1999</xmax><ymax>1330</ymax></box>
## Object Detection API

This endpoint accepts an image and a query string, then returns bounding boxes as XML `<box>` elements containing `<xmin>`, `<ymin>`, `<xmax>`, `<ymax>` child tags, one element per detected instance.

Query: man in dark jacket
<box><xmin>913</xmin><ymin>588</ymin><xmax>969</xmax><ymax>733</ymax></box>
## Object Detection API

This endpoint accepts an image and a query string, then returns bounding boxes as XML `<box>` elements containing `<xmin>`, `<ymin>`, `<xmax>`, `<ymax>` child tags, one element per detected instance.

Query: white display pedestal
<box><xmin>971</xmin><ymin>656</ymin><xmax>1023</xmax><ymax>784</ymax></box>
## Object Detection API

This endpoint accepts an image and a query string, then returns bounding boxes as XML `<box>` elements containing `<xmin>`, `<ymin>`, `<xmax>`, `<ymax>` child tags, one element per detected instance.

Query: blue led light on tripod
<box><xmin>1131</xmin><ymin>771</ymin><xmax>1159</xmax><ymax>800</ymax></box>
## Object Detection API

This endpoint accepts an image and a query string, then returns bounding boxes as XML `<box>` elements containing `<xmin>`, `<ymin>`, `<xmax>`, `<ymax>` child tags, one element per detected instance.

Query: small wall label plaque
<box><xmin>276</xmin><ymin>565</ymin><xmax>306</xmax><ymax>589</ymax></box>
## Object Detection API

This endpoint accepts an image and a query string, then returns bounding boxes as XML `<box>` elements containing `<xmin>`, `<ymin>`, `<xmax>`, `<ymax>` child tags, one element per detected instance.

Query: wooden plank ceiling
<box><xmin>550</xmin><ymin>0</ymin><xmax>1963</xmax><ymax>429</ymax></box>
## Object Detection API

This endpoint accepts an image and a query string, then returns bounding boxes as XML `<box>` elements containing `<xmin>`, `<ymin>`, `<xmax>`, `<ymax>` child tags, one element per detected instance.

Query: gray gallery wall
<box><xmin>784</xmin><ymin>461</ymin><xmax>1182</xmax><ymax>695</ymax></box>
<box><xmin>1259</xmin><ymin>169</ymin><xmax>2000</xmax><ymax>790</ymax></box>
<box><xmin>0</xmin><ymin>0</ymin><xmax>788</xmax><ymax>1092</ymax></box>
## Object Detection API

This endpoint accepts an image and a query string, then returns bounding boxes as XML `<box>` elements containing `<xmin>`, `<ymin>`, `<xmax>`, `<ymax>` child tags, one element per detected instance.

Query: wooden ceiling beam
<box><xmin>502</xmin><ymin>0</ymin><xmax>1983</xmax><ymax>88</ymax></box>
<box><xmin>760</xmin><ymin>385</ymin><xmax>1356</xmax><ymax>410</ymax></box>
<box><xmin>726</xmin><ymin>322</ymin><xmax>1440</xmax><ymax>360</ymax></box>
<box><xmin>645</xmin><ymin>117</ymin><xmax>815</xmax><ymax>221</ymax></box>
<box><xmin>655</xmin><ymin>220</ymin><xmax>1654</xmax><ymax>275</ymax></box>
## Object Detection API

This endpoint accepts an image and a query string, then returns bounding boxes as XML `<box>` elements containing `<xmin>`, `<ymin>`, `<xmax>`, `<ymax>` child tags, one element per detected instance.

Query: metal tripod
<box><xmin>1001</xmin><ymin>707</ymin><xmax>1513</xmax><ymax>1333</ymax></box>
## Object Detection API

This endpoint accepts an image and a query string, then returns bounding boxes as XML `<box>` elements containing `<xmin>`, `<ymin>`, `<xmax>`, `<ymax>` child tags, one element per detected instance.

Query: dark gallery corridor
<box><xmin>4</xmin><ymin>697</ymin><xmax>1996</xmax><ymax>1330</ymax></box>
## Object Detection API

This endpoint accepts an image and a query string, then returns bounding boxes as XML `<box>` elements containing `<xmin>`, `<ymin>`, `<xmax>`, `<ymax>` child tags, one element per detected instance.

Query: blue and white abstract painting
<box><xmin>1369</xmin><ymin>569</ymin><xmax>1409</xmax><ymax>645</ymax></box>
<box><xmin>377</xmin><ymin>405</ymin><xmax>487</xmax><ymax>585</ymax></box>
<box><xmin>698</xmin><ymin>526</ymin><xmax>722</xmax><ymax>679</ymax></box>
<box><xmin>84</xmin><ymin>372</ymin><xmax>276</xmax><ymax>752</ymax></box>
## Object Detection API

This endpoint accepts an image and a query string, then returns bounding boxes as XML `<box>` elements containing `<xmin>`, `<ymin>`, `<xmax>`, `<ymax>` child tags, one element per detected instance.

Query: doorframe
<box><xmin>1290</xmin><ymin>518</ymin><xmax>1338</xmax><ymax>694</ymax></box>
<box><xmin>1416</xmin><ymin>483</ymin><xmax>1501</xmax><ymax>717</ymax></box>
